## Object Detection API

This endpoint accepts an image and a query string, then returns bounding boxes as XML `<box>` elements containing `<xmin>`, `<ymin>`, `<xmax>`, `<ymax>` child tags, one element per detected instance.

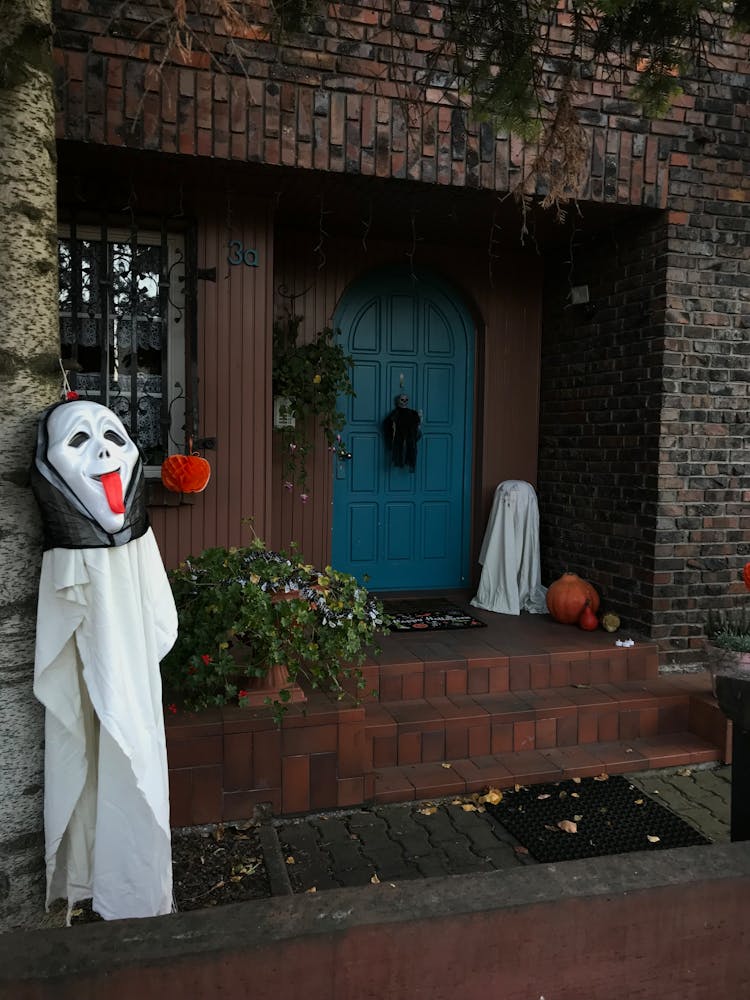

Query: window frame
<box><xmin>57</xmin><ymin>221</ymin><xmax>188</xmax><ymax>477</ymax></box>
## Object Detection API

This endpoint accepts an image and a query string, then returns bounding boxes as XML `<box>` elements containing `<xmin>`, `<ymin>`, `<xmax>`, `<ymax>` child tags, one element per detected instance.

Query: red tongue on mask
<box><xmin>100</xmin><ymin>471</ymin><xmax>125</xmax><ymax>514</ymax></box>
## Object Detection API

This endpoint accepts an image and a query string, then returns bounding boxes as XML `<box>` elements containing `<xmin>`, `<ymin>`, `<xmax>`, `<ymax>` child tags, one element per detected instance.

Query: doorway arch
<box><xmin>331</xmin><ymin>267</ymin><xmax>475</xmax><ymax>590</ymax></box>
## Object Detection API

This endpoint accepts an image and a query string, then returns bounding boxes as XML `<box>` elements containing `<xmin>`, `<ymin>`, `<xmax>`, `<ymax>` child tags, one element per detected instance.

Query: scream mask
<box><xmin>31</xmin><ymin>399</ymin><xmax>148</xmax><ymax>549</ymax></box>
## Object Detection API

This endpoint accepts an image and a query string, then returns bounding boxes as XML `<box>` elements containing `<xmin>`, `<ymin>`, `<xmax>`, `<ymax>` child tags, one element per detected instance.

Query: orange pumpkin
<box><xmin>546</xmin><ymin>572</ymin><xmax>600</xmax><ymax>624</ymax></box>
<box><xmin>161</xmin><ymin>453</ymin><xmax>211</xmax><ymax>494</ymax></box>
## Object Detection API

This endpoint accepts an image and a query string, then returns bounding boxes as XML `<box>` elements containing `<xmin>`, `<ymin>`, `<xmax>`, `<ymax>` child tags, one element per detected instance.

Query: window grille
<box><xmin>58</xmin><ymin>219</ymin><xmax>188</xmax><ymax>470</ymax></box>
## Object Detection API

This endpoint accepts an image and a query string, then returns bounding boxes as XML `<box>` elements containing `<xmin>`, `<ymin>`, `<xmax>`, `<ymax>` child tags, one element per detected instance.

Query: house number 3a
<box><xmin>227</xmin><ymin>240</ymin><xmax>259</xmax><ymax>267</ymax></box>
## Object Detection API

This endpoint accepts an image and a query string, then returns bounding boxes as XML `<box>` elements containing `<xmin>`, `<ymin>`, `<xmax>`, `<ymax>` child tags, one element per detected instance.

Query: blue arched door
<box><xmin>332</xmin><ymin>268</ymin><xmax>474</xmax><ymax>590</ymax></box>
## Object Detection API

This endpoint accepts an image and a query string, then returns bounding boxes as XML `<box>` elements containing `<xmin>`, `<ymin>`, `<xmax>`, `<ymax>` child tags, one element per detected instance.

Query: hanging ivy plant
<box><xmin>272</xmin><ymin>314</ymin><xmax>354</xmax><ymax>496</ymax></box>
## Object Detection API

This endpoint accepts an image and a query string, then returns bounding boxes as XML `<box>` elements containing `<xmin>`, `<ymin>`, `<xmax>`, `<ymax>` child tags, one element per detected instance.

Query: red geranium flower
<box><xmin>167</xmin><ymin>703</ymin><xmax>177</xmax><ymax>715</ymax></box>
<box><xmin>201</xmin><ymin>653</ymin><xmax>212</xmax><ymax>665</ymax></box>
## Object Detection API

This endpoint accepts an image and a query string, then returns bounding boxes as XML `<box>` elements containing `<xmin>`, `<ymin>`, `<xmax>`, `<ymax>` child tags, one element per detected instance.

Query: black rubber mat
<box><xmin>484</xmin><ymin>774</ymin><xmax>710</xmax><ymax>863</ymax></box>
<box><xmin>382</xmin><ymin>597</ymin><xmax>486</xmax><ymax>631</ymax></box>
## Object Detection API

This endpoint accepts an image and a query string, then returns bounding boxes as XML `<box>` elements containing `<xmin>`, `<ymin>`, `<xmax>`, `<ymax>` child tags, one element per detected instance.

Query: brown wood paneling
<box><xmin>150</xmin><ymin>195</ymin><xmax>274</xmax><ymax>567</ymax></box>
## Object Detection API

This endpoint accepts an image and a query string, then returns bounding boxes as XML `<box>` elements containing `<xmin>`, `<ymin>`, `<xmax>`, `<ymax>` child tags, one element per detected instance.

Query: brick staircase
<box><xmin>166</xmin><ymin>629</ymin><xmax>731</xmax><ymax>827</ymax></box>
<box><xmin>364</xmin><ymin>642</ymin><xmax>730</xmax><ymax>805</ymax></box>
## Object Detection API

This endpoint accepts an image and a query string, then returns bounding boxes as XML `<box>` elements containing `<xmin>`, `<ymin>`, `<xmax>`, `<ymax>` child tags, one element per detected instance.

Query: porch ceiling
<box><xmin>57</xmin><ymin>141</ymin><xmax>657</xmax><ymax>254</ymax></box>
<box><xmin>266</xmin><ymin>164</ymin><xmax>657</xmax><ymax>252</ymax></box>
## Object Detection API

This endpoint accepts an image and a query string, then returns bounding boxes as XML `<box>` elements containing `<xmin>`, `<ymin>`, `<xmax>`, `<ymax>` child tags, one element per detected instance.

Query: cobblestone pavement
<box><xmin>268</xmin><ymin>764</ymin><xmax>731</xmax><ymax>895</ymax></box>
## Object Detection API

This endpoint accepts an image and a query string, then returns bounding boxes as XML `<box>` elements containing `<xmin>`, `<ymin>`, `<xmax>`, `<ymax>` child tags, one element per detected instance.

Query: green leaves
<box><xmin>272</xmin><ymin>315</ymin><xmax>354</xmax><ymax>494</ymax></box>
<box><xmin>161</xmin><ymin>542</ymin><xmax>389</xmax><ymax>720</ymax></box>
<box><xmin>445</xmin><ymin>0</ymin><xmax>746</xmax><ymax>153</ymax></box>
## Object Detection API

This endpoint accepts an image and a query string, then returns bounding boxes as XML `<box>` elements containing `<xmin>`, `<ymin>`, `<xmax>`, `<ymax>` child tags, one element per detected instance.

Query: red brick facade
<box><xmin>52</xmin><ymin>0</ymin><xmax>749</xmax><ymax>666</ymax></box>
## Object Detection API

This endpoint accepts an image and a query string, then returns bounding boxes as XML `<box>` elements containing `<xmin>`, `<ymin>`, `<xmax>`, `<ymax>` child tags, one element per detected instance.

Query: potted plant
<box><xmin>272</xmin><ymin>313</ymin><xmax>354</xmax><ymax>497</ymax></box>
<box><xmin>704</xmin><ymin>562</ymin><xmax>750</xmax><ymax>693</ymax></box>
<box><xmin>161</xmin><ymin>536</ymin><xmax>388</xmax><ymax>720</ymax></box>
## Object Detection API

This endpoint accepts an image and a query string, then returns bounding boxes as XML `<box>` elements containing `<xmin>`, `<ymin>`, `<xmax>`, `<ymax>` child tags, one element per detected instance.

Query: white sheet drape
<box><xmin>471</xmin><ymin>480</ymin><xmax>548</xmax><ymax>615</ymax></box>
<box><xmin>34</xmin><ymin>528</ymin><xmax>177</xmax><ymax>920</ymax></box>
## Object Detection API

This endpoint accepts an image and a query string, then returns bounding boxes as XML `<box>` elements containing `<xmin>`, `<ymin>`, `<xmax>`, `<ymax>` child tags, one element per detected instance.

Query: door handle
<box><xmin>335</xmin><ymin>444</ymin><xmax>352</xmax><ymax>479</ymax></box>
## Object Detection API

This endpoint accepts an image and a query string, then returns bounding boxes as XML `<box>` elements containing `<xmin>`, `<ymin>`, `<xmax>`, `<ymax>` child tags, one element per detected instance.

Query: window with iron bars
<box><xmin>58</xmin><ymin>221</ymin><xmax>188</xmax><ymax>472</ymax></box>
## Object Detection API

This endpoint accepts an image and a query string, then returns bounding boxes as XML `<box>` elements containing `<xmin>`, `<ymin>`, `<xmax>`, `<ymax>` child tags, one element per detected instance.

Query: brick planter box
<box><xmin>166</xmin><ymin>690</ymin><xmax>372</xmax><ymax>827</ymax></box>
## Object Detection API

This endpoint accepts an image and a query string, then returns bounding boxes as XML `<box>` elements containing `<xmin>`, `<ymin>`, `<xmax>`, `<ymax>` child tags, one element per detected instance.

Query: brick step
<box><xmin>359</xmin><ymin>640</ymin><xmax>660</xmax><ymax>702</ymax></box>
<box><xmin>373</xmin><ymin>733</ymin><xmax>723</xmax><ymax>804</ymax></box>
<box><xmin>365</xmin><ymin>674</ymin><xmax>719</xmax><ymax>769</ymax></box>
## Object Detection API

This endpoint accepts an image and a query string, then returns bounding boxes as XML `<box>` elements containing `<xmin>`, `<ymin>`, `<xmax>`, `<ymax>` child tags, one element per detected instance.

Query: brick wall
<box><xmin>51</xmin><ymin>1</ymin><xmax>750</xmax><ymax>664</ymax></box>
<box><xmin>52</xmin><ymin>0</ymin><xmax>687</xmax><ymax>206</ymax></box>
<box><xmin>538</xmin><ymin>211</ymin><xmax>669</xmax><ymax>639</ymax></box>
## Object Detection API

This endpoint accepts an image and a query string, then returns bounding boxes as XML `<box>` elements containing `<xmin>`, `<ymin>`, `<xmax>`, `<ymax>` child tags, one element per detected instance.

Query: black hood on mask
<box><xmin>30</xmin><ymin>401</ymin><xmax>149</xmax><ymax>550</ymax></box>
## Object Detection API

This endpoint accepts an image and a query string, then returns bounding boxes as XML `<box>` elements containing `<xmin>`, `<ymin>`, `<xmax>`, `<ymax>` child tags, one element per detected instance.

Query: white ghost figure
<box><xmin>31</xmin><ymin>398</ymin><xmax>177</xmax><ymax>922</ymax></box>
<box><xmin>45</xmin><ymin>401</ymin><xmax>139</xmax><ymax>534</ymax></box>
<box><xmin>471</xmin><ymin>480</ymin><xmax>548</xmax><ymax>615</ymax></box>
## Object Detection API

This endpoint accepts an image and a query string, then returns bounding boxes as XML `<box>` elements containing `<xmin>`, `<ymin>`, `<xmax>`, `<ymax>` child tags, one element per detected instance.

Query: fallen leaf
<box><xmin>571</xmin><ymin>792</ymin><xmax>580</xmax><ymax>799</ymax></box>
<box><xmin>514</xmin><ymin>845</ymin><xmax>529</xmax><ymax>855</ymax></box>
<box><xmin>482</xmin><ymin>788</ymin><xmax>503</xmax><ymax>805</ymax></box>
<box><xmin>537</xmin><ymin>793</ymin><xmax>551</xmax><ymax>800</ymax></box>
<box><xmin>232</xmin><ymin>862</ymin><xmax>260</xmax><ymax>877</ymax></box>
<box><xmin>230</xmin><ymin>875</ymin><xmax>242</xmax><ymax>883</ymax></box>
<box><xmin>285</xmin><ymin>856</ymin><xmax>295</xmax><ymax>865</ymax></box>
<box><xmin>559</xmin><ymin>791</ymin><xmax>568</xmax><ymax>799</ymax></box>
<box><xmin>514</xmin><ymin>784</ymin><xmax>523</xmax><ymax>792</ymax></box>
<box><xmin>212</xmin><ymin>824</ymin><xmax>225</xmax><ymax>842</ymax></box>
<box><xmin>419</xmin><ymin>806</ymin><xmax>437</xmax><ymax>816</ymax></box>
<box><xmin>305</xmin><ymin>886</ymin><xmax>317</xmax><ymax>894</ymax></box>
<box><xmin>594</xmin><ymin>773</ymin><xmax>610</xmax><ymax>782</ymax></box>
<box><xmin>558</xmin><ymin>820</ymin><xmax>578</xmax><ymax>834</ymax></box>
<box><xmin>477</xmin><ymin>805</ymin><xmax>486</xmax><ymax>813</ymax></box>
<box><xmin>634</xmin><ymin>798</ymin><xmax>645</xmax><ymax>806</ymax></box>
<box><xmin>625</xmin><ymin>748</ymin><xmax>634</xmax><ymax>753</ymax></box>
<box><xmin>370</xmin><ymin>874</ymin><xmax>381</xmax><ymax>884</ymax></box>
<box><xmin>647</xmin><ymin>835</ymin><xmax>661</xmax><ymax>843</ymax></box>
<box><xmin>441</xmin><ymin>762</ymin><xmax>452</xmax><ymax>769</ymax></box>
<box><xmin>544</xmin><ymin>824</ymin><xmax>558</xmax><ymax>832</ymax></box>
<box><xmin>574</xmin><ymin>814</ymin><xmax>583</xmax><ymax>822</ymax></box>
<box><xmin>462</xmin><ymin>803</ymin><xmax>477</xmax><ymax>812</ymax></box>
<box><xmin>70</xmin><ymin>908</ymin><xmax>83</xmax><ymax>918</ymax></box>
<box><xmin>572</xmin><ymin>777</ymin><xmax>582</xmax><ymax>784</ymax></box>
<box><xmin>451</xmin><ymin>798</ymin><xmax>463</xmax><ymax>805</ymax></box>
<box><xmin>676</xmin><ymin>768</ymin><xmax>692</xmax><ymax>777</ymax></box>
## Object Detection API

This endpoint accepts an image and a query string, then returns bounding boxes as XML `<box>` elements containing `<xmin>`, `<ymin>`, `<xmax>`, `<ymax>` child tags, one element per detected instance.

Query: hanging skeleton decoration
<box><xmin>384</xmin><ymin>394</ymin><xmax>422</xmax><ymax>471</ymax></box>
<box><xmin>31</xmin><ymin>397</ymin><xmax>177</xmax><ymax>922</ymax></box>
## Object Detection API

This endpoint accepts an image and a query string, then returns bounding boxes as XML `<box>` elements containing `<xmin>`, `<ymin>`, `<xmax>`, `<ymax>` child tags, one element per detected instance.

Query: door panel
<box><xmin>332</xmin><ymin>269</ymin><xmax>474</xmax><ymax>590</ymax></box>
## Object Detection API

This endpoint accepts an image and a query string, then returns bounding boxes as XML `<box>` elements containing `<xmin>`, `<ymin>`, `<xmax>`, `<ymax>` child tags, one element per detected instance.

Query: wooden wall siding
<box><xmin>270</xmin><ymin>231</ymin><xmax>542</xmax><ymax>573</ymax></box>
<box><xmin>150</xmin><ymin>196</ymin><xmax>275</xmax><ymax>568</ymax></box>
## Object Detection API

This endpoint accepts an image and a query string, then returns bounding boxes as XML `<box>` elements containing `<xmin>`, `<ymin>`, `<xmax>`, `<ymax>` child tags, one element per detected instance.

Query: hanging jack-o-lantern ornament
<box><xmin>161</xmin><ymin>445</ymin><xmax>211</xmax><ymax>494</ymax></box>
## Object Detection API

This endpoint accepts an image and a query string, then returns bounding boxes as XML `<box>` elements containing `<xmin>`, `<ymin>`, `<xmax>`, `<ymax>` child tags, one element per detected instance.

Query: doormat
<box><xmin>484</xmin><ymin>774</ymin><xmax>710</xmax><ymax>863</ymax></box>
<box><xmin>382</xmin><ymin>598</ymin><xmax>487</xmax><ymax>632</ymax></box>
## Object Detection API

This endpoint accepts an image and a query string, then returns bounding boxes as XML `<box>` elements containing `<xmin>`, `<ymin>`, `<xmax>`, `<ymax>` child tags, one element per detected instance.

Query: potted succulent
<box><xmin>161</xmin><ymin>537</ymin><xmax>388</xmax><ymax>720</ymax></box>
<box><xmin>704</xmin><ymin>562</ymin><xmax>750</xmax><ymax>693</ymax></box>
